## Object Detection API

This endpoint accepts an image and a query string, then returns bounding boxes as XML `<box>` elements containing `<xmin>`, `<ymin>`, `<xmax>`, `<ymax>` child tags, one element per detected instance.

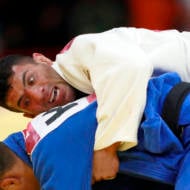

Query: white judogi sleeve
<box><xmin>52</xmin><ymin>28</ymin><xmax>153</xmax><ymax>151</ymax></box>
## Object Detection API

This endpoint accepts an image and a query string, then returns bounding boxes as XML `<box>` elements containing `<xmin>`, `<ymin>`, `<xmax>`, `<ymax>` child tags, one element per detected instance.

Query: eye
<box><xmin>28</xmin><ymin>75</ymin><xmax>35</xmax><ymax>85</ymax></box>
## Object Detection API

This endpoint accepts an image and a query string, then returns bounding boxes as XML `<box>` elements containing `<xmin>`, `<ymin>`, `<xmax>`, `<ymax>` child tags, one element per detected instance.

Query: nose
<box><xmin>24</xmin><ymin>86</ymin><xmax>45</xmax><ymax>100</ymax></box>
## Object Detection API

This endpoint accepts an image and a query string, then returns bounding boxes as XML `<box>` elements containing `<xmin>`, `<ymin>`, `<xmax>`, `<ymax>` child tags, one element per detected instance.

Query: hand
<box><xmin>92</xmin><ymin>142</ymin><xmax>120</xmax><ymax>184</ymax></box>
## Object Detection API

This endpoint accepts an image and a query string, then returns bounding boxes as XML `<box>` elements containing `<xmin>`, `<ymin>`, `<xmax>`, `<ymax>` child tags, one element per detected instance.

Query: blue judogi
<box><xmin>4</xmin><ymin>97</ymin><xmax>98</xmax><ymax>190</ymax></box>
<box><xmin>3</xmin><ymin>72</ymin><xmax>190</xmax><ymax>189</ymax></box>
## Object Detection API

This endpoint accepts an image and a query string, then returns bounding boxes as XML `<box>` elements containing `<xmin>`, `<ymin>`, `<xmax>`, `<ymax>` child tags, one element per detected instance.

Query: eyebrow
<box><xmin>17</xmin><ymin>71</ymin><xmax>27</xmax><ymax>107</ymax></box>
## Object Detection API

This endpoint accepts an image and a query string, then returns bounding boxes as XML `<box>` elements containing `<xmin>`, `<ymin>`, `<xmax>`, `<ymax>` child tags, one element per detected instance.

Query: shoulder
<box><xmin>24</xmin><ymin>96</ymin><xmax>96</xmax><ymax>154</ymax></box>
<box><xmin>3</xmin><ymin>132</ymin><xmax>32</xmax><ymax>166</ymax></box>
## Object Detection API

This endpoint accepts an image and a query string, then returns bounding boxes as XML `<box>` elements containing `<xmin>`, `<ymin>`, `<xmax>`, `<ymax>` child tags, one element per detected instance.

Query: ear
<box><xmin>32</xmin><ymin>53</ymin><xmax>53</xmax><ymax>66</ymax></box>
<box><xmin>0</xmin><ymin>177</ymin><xmax>19</xmax><ymax>190</ymax></box>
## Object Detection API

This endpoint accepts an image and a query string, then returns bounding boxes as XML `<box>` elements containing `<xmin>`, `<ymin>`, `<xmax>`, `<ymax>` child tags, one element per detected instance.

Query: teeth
<box><xmin>49</xmin><ymin>88</ymin><xmax>57</xmax><ymax>103</ymax></box>
<box><xmin>49</xmin><ymin>89</ymin><xmax>54</xmax><ymax>103</ymax></box>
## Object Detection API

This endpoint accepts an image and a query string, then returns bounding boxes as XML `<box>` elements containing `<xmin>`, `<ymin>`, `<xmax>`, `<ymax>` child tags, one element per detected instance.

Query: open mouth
<box><xmin>49</xmin><ymin>87</ymin><xmax>59</xmax><ymax>103</ymax></box>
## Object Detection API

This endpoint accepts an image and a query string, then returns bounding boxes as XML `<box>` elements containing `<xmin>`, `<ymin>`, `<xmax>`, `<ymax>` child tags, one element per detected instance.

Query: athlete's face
<box><xmin>6</xmin><ymin>60</ymin><xmax>76</xmax><ymax>117</ymax></box>
<box><xmin>16</xmin><ymin>161</ymin><xmax>41</xmax><ymax>190</ymax></box>
<box><xmin>0</xmin><ymin>155</ymin><xmax>40</xmax><ymax>190</ymax></box>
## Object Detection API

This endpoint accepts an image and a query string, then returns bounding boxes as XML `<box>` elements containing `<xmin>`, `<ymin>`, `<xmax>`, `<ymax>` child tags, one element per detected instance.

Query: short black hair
<box><xmin>0</xmin><ymin>54</ymin><xmax>33</xmax><ymax>112</ymax></box>
<box><xmin>0</xmin><ymin>142</ymin><xmax>16</xmax><ymax>178</ymax></box>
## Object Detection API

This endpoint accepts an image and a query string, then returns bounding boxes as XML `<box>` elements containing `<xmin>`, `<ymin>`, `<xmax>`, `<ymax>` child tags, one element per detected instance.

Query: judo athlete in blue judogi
<box><xmin>2</xmin><ymin>72</ymin><xmax>190</xmax><ymax>190</ymax></box>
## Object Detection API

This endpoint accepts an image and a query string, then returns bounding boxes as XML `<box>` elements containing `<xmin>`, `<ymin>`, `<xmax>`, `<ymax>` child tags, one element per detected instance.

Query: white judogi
<box><xmin>52</xmin><ymin>27</ymin><xmax>190</xmax><ymax>151</ymax></box>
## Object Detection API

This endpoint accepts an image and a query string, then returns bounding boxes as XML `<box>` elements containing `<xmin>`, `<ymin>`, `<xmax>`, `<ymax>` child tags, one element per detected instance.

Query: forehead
<box><xmin>9</xmin><ymin>63</ymin><xmax>37</xmax><ymax>87</ymax></box>
<box><xmin>12</xmin><ymin>61</ymin><xmax>37</xmax><ymax>74</ymax></box>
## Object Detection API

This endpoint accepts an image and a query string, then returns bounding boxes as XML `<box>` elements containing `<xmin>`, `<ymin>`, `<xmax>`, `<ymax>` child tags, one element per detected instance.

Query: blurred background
<box><xmin>0</xmin><ymin>0</ymin><xmax>190</xmax><ymax>139</ymax></box>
